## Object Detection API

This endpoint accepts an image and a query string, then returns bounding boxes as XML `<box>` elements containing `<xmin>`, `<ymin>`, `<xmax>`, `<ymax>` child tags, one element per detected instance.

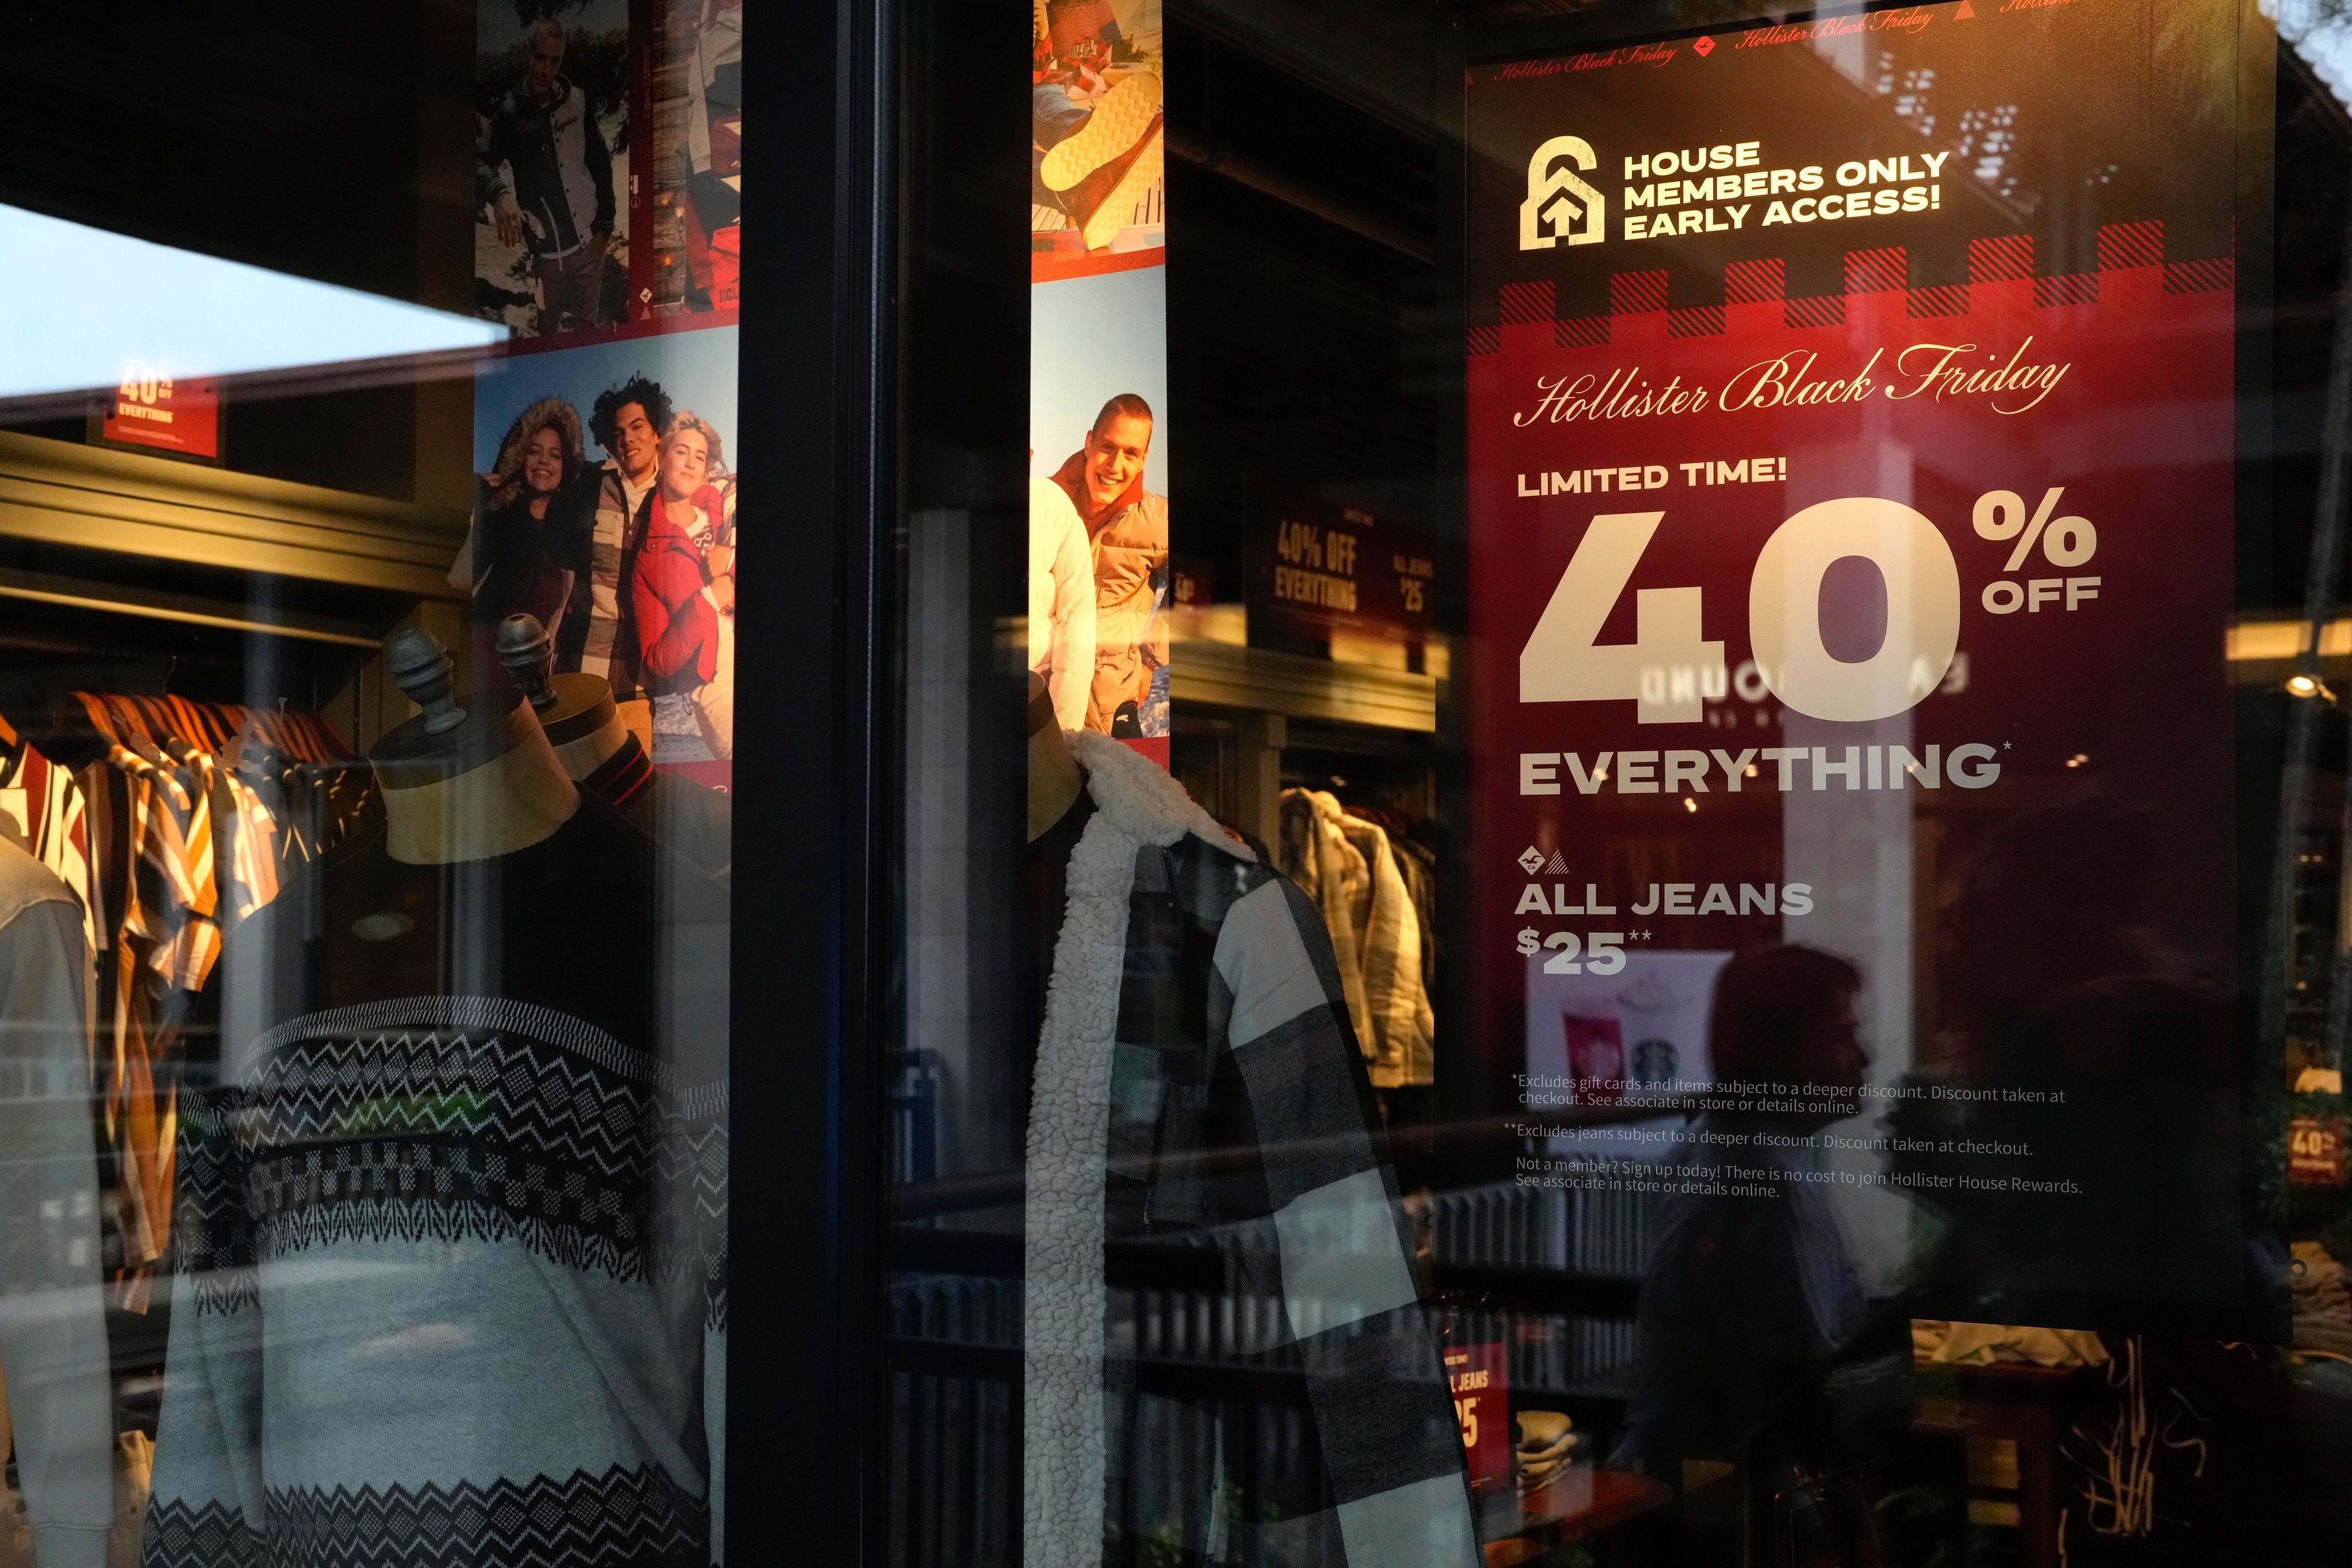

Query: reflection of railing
<box><xmin>889</xmin><ymin>1103</ymin><xmax>1675</xmax><ymax>1219</ymax></box>
<box><xmin>887</xmin><ymin>1223</ymin><xmax>1311</xmax><ymax>1568</ymax></box>
<box><xmin>886</xmin><ymin>1050</ymin><xmax>941</xmax><ymax>1185</ymax></box>
<box><xmin>881</xmin><ymin>1175</ymin><xmax>1666</xmax><ymax>1564</ymax></box>
<box><xmin>1430</xmin><ymin>1181</ymin><xmax>1654</xmax><ymax>1398</ymax></box>
<box><xmin>884</xmin><ymin>1178</ymin><xmax>1664</xmax><ymax>1380</ymax></box>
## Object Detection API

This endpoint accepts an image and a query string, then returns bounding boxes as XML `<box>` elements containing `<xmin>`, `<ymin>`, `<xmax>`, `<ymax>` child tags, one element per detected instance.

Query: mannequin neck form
<box><xmin>551</xmin><ymin>708</ymin><xmax>630</xmax><ymax>780</ymax></box>
<box><xmin>381</xmin><ymin>712</ymin><xmax>581</xmax><ymax>864</ymax></box>
<box><xmin>1028</xmin><ymin>717</ymin><xmax>1084</xmax><ymax>845</ymax></box>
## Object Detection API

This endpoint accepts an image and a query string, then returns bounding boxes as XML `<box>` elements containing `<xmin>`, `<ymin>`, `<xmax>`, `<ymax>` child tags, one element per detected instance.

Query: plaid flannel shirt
<box><xmin>1028</xmin><ymin>733</ymin><xmax>1477</xmax><ymax>1568</ymax></box>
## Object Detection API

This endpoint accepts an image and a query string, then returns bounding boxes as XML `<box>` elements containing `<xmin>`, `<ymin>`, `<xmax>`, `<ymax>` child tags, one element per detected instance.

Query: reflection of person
<box><xmin>478</xmin><ymin>18</ymin><xmax>616</xmax><ymax>334</ymax></box>
<box><xmin>456</xmin><ymin>398</ymin><xmax>594</xmax><ymax>668</ymax></box>
<box><xmin>581</xmin><ymin>375</ymin><xmax>672</xmax><ymax>703</ymax></box>
<box><xmin>631</xmin><ymin>412</ymin><xmax>736</xmax><ymax>758</ymax></box>
<box><xmin>1615</xmin><ymin>946</ymin><xmax>1905</xmax><ymax>1559</ymax></box>
<box><xmin>1898</xmin><ymin>799</ymin><xmax>2238</xmax><ymax>1312</ymax></box>
<box><xmin>679</xmin><ymin>0</ymin><xmax>743</xmax><ymax>311</ymax></box>
<box><xmin>1028</xmin><ymin>476</ymin><xmax>1095</xmax><ymax>732</ymax></box>
<box><xmin>1050</xmin><ymin>394</ymin><xmax>1167</xmax><ymax>734</ymax></box>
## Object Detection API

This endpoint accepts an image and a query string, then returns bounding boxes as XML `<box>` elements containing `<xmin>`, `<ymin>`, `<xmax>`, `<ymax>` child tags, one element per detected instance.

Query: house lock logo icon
<box><xmin>1520</xmin><ymin>135</ymin><xmax>1605</xmax><ymax>250</ymax></box>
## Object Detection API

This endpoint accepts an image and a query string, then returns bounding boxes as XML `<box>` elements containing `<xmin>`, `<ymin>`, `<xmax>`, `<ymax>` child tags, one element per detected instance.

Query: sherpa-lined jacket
<box><xmin>1027</xmin><ymin>733</ymin><xmax>1477</xmax><ymax>1568</ymax></box>
<box><xmin>1277</xmin><ymin>790</ymin><xmax>1434</xmax><ymax>1090</ymax></box>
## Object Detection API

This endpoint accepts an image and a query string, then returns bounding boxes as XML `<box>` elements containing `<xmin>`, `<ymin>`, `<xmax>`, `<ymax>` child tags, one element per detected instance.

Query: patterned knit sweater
<box><xmin>142</xmin><ymin>799</ymin><xmax>728</xmax><ymax>1568</ymax></box>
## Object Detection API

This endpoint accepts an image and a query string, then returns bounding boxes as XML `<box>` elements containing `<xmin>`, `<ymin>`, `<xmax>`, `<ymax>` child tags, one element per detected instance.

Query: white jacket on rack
<box><xmin>1277</xmin><ymin>790</ymin><xmax>1434</xmax><ymax>1088</ymax></box>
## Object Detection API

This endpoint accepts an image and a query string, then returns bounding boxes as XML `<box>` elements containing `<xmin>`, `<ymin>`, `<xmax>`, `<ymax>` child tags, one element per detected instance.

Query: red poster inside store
<box><xmin>2291</xmin><ymin>1116</ymin><xmax>2346</xmax><ymax>1188</ymax></box>
<box><xmin>100</xmin><ymin>369</ymin><xmax>219</xmax><ymax>460</ymax></box>
<box><xmin>1443</xmin><ymin>1336</ymin><xmax>1512</xmax><ymax>1494</ymax></box>
<box><xmin>1466</xmin><ymin>0</ymin><xmax>2258</xmax><ymax>1333</ymax></box>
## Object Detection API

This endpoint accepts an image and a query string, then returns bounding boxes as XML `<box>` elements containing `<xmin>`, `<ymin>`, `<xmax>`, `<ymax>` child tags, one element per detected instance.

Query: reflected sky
<box><xmin>0</xmin><ymin>205</ymin><xmax>505</xmax><ymax>399</ymax></box>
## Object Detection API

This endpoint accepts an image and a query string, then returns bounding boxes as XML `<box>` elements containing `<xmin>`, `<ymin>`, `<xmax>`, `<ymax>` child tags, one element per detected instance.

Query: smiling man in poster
<box><xmin>1468</xmin><ymin>0</ymin><xmax>2258</xmax><ymax>1337</ymax></box>
<box><xmin>1052</xmin><ymin>393</ymin><xmax>1169</xmax><ymax>737</ymax></box>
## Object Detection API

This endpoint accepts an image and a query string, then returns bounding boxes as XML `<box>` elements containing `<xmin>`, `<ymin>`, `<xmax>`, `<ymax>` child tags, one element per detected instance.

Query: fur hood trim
<box><xmin>1023</xmin><ymin>736</ymin><xmax>1243</xmax><ymax>1568</ymax></box>
<box><xmin>1066</xmin><ymin>729</ymin><xmax>1254</xmax><ymax>862</ymax></box>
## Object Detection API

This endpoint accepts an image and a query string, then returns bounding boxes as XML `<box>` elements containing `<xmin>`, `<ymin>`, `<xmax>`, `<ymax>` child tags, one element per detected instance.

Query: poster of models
<box><xmin>476</xmin><ymin>0</ymin><xmax>633</xmax><ymax>338</ymax></box>
<box><xmin>1468</xmin><ymin>0</ymin><xmax>2255</xmax><ymax>1333</ymax></box>
<box><xmin>1030</xmin><ymin>1</ymin><xmax>1170</xmax><ymax>761</ymax></box>
<box><xmin>649</xmin><ymin>0</ymin><xmax>742</xmax><ymax>317</ymax></box>
<box><xmin>477</xmin><ymin>0</ymin><xmax>741</xmax><ymax>337</ymax></box>
<box><xmin>462</xmin><ymin>328</ymin><xmax>739</xmax><ymax>788</ymax></box>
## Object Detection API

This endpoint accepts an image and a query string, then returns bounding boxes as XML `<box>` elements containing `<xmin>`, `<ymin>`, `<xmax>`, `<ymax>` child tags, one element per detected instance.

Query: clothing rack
<box><xmin>64</xmin><ymin>692</ymin><xmax>349</xmax><ymax>764</ymax></box>
<box><xmin>0</xmin><ymin>691</ymin><xmax>371</xmax><ymax>1314</ymax></box>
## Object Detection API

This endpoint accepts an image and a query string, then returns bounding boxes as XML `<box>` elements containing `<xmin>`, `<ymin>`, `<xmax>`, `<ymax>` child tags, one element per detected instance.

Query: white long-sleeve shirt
<box><xmin>1028</xmin><ymin>477</ymin><xmax>1097</xmax><ymax>733</ymax></box>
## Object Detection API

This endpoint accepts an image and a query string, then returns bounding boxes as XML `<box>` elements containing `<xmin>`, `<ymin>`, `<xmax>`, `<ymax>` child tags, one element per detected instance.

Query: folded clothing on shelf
<box><xmin>1515</xmin><ymin>1410</ymin><xmax>1577</xmax><ymax>1493</ymax></box>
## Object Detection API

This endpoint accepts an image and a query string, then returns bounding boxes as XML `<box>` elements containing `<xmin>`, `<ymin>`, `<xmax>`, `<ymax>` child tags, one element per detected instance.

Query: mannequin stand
<box><xmin>372</xmin><ymin>628</ymin><xmax>578</xmax><ymax>865</ymax></box>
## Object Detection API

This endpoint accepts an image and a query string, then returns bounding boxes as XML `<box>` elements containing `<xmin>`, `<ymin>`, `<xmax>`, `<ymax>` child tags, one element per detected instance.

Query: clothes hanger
<box><xmin>102</xmin><ymin>695</ymin><xmax>170</xmax><ymax>766</ymax></box>
<box><xmin>163</xmin><ymin>695</ymin><xmax>217</xmax><ymax>751</ymax></box>
<box><xmin>70</xmin><ymin>692</ymin><xmax>118</xmax><ymax>743</ymax></box>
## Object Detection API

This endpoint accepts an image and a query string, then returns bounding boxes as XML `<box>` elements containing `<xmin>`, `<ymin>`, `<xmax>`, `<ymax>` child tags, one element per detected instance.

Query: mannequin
<box><xmin>147</xmin><ymin>625</ymin><xmax>730</xmax><ymax>1568</ymax></box>
<box><xmin>1020</xmin><ymin>702</ymin><xmax>1477</xmax><ymax>1568</ymax></box>
<box><xmin>498</xmin><ymin>613</ymin><xmax>733</xmax><ymax>880</ymax></box>
<box><xmin>371</xmin><ymin>627</ymin><xmax>578</xmax><ymax>866</ymax></box>
<box><xmin>496</xmin><ymin>615</ymin><xmax>631</xmax><ymax>779</ymax></box>
<box><xmin>1027</xmin><ymin>672</ymin><xmax>1082</xmax><ymax>843</ymax></box>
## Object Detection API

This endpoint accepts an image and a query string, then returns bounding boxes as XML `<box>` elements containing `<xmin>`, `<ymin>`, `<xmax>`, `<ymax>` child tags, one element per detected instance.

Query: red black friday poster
<box><xmin>1467</xmin><ymin>0</ymin><xmax>2260</xmax><ymax>1333</ymax></box>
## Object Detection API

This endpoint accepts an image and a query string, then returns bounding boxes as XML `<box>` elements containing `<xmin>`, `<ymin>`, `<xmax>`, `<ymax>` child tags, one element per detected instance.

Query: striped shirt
<box><xmin>0</xmin><ymin>743</ymin><xmax>96</xmax><ymax>960</ymax></box>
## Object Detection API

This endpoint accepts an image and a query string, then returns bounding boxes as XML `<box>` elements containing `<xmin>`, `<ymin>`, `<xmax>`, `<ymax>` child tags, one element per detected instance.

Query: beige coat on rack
<box><xmin>1278</xmin><ymin>789</ymin><xmax>1434</xmax><ymax>1088</ymax></box>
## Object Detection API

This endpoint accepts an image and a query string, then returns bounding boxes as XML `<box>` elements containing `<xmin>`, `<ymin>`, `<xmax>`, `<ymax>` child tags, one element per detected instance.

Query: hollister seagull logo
<box><xmin>1520</xmin><ymin>136</ymin><xmax>1606</xmax><ymax>251</ymax></box>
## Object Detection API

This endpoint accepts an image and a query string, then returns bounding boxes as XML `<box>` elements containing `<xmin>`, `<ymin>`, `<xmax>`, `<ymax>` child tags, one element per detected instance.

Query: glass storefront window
<box><xmin>26</xmin><ymin>1</ymin><xmax>2352</xmax><ymax>1564</ymax></box>
<box><xmin>0</xmin><ymin>6</ymin><xmax>743</xmax><ymax>1566</ymax></box>
<box><xmin>882</xmin><ymin>1</ymin><xmax>2352</xmax><ymax>1565</ymax></box>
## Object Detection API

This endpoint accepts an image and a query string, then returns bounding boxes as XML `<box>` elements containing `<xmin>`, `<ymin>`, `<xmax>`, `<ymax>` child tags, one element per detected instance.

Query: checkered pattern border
<box><xmin>1471</xmin><ymin>221</ymin><xmax>2234</xmax><ymax>354</ymax></box>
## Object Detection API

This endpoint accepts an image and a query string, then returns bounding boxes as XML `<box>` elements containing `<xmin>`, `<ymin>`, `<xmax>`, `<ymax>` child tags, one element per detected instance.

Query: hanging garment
<box><xmin>0</xmin><ymin>837</ymin><xmax>116</xmax><ymax>1568</ymax></box>
<box><xmin>1393</xmin><ymin>836</ymin><xmax>1440</xmax><ymax>992</ymax></box>
<box><xmin>1278</xmin><ymin>789</ymin><xmax>1373</xmax><ymax>1046</ymax></box>
<box><xmin>29</xmin><ymin>697</ymin><xmax>359</xmax><ymax>1306</ymax></box>
<box><xmin>99</xmin><ymin>745</ymin><xmax>224</xmax><ymax>1286</ymax></box>
<box><xmin>214</xmin><ymin>771</ymin><xmax>282</xmax><ymax>929</ymax></box>
<box><xmin>1278</xmin><ymin>790</ymin><xmax>1435</xmax><ymax>1088</ymax></box>
<box><xmin>1023</xmin><ymin>732</ymin><xmax>1476</xmax><ymax>1568</ymax></box>
<box><xmin>0</xmin><ymin>742</ymin><xmax>97</xmax><ymax>963</ymax></box>
<box><xmin>145</xmin><ymin>797</ymin><xmax>729</xmax><ymax>1568</ymax></box>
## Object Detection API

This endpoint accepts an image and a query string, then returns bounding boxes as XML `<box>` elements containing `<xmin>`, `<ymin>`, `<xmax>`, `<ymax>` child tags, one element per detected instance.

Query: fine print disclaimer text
<box><xmin>1506</xmin><ymin>1076</ymin><xmax>2082</xmax><ymax>1199</ymax></box>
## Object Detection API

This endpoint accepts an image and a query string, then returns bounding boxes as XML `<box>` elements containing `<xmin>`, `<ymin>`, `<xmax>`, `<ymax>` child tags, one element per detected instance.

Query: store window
<box><xmin>882</xmin><ymin>1</ymin><xmax>2352</xmax><ymax>1565</ymax></box>
<box><xmin>0</xmin><ymin>6</ymin><xmax>743</xmax><ymax>1566</ymax></box>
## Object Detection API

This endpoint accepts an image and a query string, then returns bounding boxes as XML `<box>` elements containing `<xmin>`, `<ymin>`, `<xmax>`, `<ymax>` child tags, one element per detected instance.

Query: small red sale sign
<box><xmin>1444</xmin><ymin>1335</ymin><xmax>1511</xmax><ymax>1493</ymax></box>
<box><xmin>101</xmin><ymin>364</ymin><xmax>219</xmax><ymax>460</ymax></box>
<box><xmin>2290</xmin><ymin>1116</ymin><xmax>2345</xmax><ymax>1188</ymax></box>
